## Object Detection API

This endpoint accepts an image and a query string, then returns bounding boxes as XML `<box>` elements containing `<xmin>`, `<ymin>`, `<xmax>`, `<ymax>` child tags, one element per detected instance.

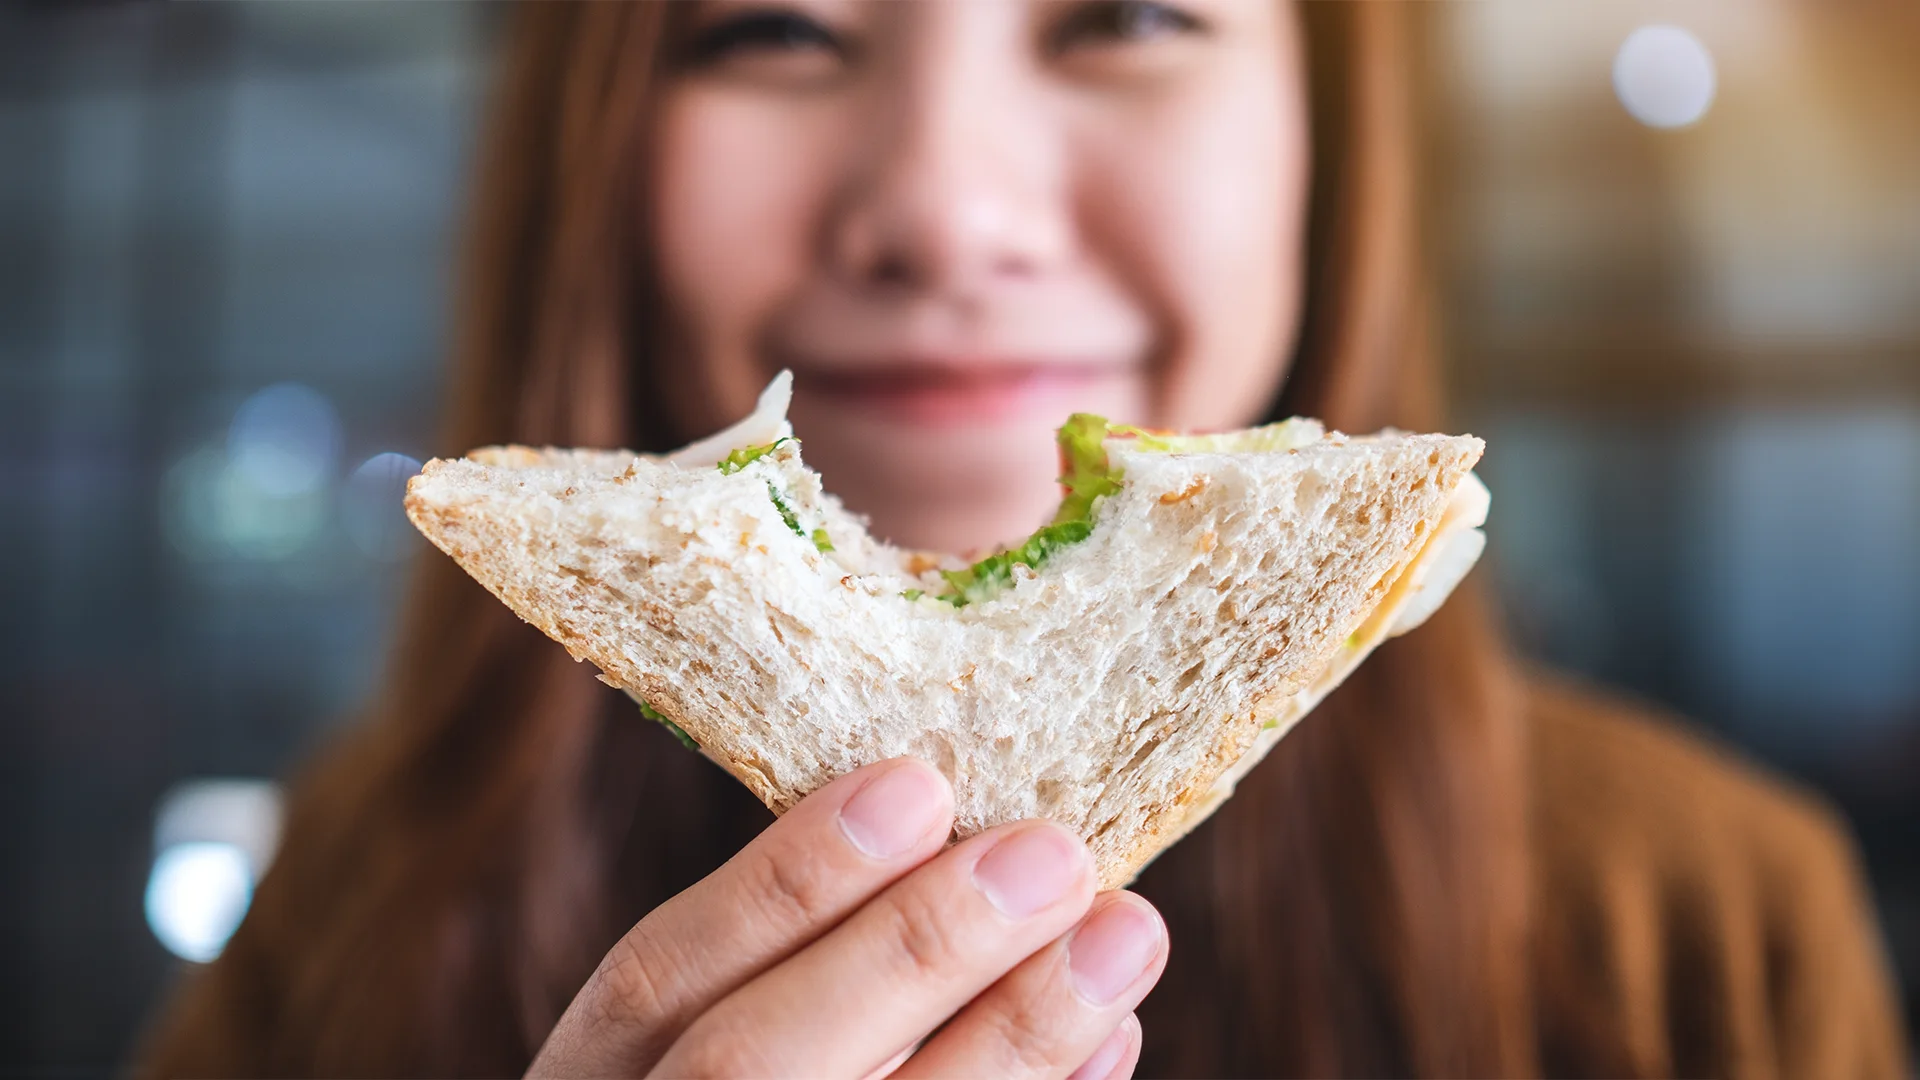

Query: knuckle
<box><xmin>878</xmin><ymin>884</ymin><xmax>966</xmax><ymax>981</ymax></box>
<box><xmin>590</xmin><ymin>931</ymin><xmax>674</xmax><ymax>1033</ymax></box>
<box><xmin>977</xmin><ymin>997</ymin><xmax>1068</xmax><ymax>1077</ymax></box>
<box><xmin>666</xmin><ymin>1022</ymin><xmax>779</xmax><ymax>1079</ymax></box>
<box><xmin>743</xmin><ymin>842</ymin><xmax>841</xmax><ymax>932</ymax></box>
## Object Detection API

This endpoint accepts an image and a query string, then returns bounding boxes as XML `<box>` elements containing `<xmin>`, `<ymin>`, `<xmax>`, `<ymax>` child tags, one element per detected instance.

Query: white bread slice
<box><xmin>404</xmin><ymin>379</ymin><xmax>1487</xmax><ymax>889</ymax></box>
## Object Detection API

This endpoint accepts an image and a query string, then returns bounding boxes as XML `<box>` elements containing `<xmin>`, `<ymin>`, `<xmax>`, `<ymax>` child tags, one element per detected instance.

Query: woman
<box><xmin>142</xmin><ymin>3</ymin><xmax>1907</xmax><ymax>1077</ymax></box>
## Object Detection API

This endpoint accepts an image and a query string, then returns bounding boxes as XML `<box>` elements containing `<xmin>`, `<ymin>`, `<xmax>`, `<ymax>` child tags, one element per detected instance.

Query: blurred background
<box><xmin>1</xmin><ymin>1</ymin><xmax>1914</xmax><ymax>1073</ymax></box>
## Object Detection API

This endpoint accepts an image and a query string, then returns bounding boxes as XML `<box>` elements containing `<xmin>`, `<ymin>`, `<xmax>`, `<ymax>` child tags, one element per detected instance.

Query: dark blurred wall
<box><xmin>0</xmin><ymin>3</ymin><xmax>496</xmax><ymax>1070</ymax></box>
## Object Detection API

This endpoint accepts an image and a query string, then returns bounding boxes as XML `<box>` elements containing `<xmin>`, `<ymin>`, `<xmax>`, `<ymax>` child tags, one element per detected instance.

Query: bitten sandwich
<box><xmin>405</xmin><ymin>372</ymin><xmax>1489</xmax><ymax>888</ymax></box>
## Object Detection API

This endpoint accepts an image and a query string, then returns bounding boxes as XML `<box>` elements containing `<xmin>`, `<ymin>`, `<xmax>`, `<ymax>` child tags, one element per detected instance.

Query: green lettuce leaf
<box><xmin>1051</xmin><ymin>413</ymin><xmax>1123</xmax><ymax>525</ymax></box>
<box><xmin>765</xmin><ymin>482</ymin><xmax>802</xmax><ymax>535</ymax></box>
<box><xmin>717</xmin><ymin>438</ymin><xmax>792</xmax><ymax>475</ymax></box>
<box><xmin>1112</xmin><ymin>418</ymin><xmax>1321</xmax><ymax>455</ymax></box>
<box><xmin>934</xmin><ymin>414</ymin><xmax>1119</xmax><ymax>607</ymax></box>
<box><xmin>1107</xmin><ymin>423</ymin><xmax>1173</xmax><ymax>452</ymax></box>
<box><xmin>636</xmin><ymin>699</ymin><xmax>699</xmax><ymax>750</ymax></box>
<box><xmin>720</xmin><ymin>439</ymin><xmax>834</xmax><ymax>553</ymax></box>
<box><xmin>939</xmin><ymin>519</ymin><xmax>1094</xmax><ymax>606</ymax></box>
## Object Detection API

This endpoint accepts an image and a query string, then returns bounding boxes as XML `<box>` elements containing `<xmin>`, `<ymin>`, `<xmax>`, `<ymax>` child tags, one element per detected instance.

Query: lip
<box><xmin>787</xmin><ymin>362</ymin><xmax>1136</xmax><ymax>425</ymax></box>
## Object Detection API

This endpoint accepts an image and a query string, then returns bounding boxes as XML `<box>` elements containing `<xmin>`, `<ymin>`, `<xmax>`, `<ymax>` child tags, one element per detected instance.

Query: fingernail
<box><xmin>971</xmin><ymin>823</ymin><xmax>1088</xmax><ymax>919</ymax></box>
<box><xmin>1067</xmin><ymin>897</ymin><xmax>1163</xmax><ymax>1006</ymax></box>
<box><xmin>1067</xmin><ymin>1014</ymin><xmax>1138</xmax><ymax>1080</ymax></box>
<box><xmin>838</xmin><ymin>761</ymin><xmax>949</xmax><ymax>860</ymax></box>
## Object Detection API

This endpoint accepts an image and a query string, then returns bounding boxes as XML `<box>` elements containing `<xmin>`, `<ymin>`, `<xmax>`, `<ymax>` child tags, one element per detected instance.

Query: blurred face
<box><xmin>651</xmin><ymin>0</ymin><xmax>1308</xmax><ymax>553</ymax></box>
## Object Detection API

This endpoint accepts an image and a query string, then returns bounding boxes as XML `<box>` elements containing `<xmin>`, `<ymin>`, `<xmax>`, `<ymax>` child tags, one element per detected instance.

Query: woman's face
<box><xmin>652</xmin><ymin>0</ymin><xmax>1309</xmax><ymax>553</ymax></box>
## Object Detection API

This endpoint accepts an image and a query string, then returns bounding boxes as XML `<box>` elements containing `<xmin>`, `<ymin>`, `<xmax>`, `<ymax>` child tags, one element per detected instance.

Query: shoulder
<box><xmin>1527</xmin><ymin>672</ymin><xmax>1848</xmax><ymax>878</ymax></box>
<box><xmin>1524</xmin><ymin>672</ymin><xmax>1908</xmax><ymax>1078</ymax></box>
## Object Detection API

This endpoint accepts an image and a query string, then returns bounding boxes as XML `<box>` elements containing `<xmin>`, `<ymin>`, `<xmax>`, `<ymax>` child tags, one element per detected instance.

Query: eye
<box><xmin>681</xmin><ymin>7</ymin><xmax>848</xmax><ymax>69</ymax></box>
<box><xmin>1047</xmin><ymin>0</ymin><xmax>1205</xmax><ymax>54</ymax></box>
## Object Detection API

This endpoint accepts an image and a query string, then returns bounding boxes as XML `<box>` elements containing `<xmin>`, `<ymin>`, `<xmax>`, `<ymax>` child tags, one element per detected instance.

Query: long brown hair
<box><xmin>141</xmin><ymin>4</ymin><xmax>1536</xmax><ymax>1076</ymax></box>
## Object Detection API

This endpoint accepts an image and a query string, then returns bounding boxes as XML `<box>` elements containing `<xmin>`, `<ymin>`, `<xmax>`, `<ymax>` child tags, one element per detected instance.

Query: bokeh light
<box><xmin>160</xmin><ymin>445</ymin><xmax>233</xmax><ymax>563</ymax></box>
<box><xmin>144</xmin><ymin>842</ymin><xmax>254</xmax><ymax>964</ymax></box>
<box><xmin>161</xmin><ymin>441</ymin><xmax>331</xmax><ymax>563</ymax></box>
<box><xmin>342</xmin><ymin>452</ymin><xmax>424</xmax><ymax>562</ymax></box>
<box><xmin>1613</xmin><ymin>25</ymin><xmax>1717</xmax><ymax>129</ymax></box>
<box><xmin>227</xmin><ymin>382</ymin><xmax>342</xmax><ymax>498</ymax></box>
<box><xmin>146</xmin><ymin>780</ymin><xmax>283</xmax><ymax>963</ymax></box>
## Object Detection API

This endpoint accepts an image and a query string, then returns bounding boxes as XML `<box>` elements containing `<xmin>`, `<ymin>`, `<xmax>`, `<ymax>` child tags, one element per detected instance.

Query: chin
<box><xmin>787</xmin><ymin>373</ymin><xmax>1150</xmax><ymax>552</ymax></box>
<box><xmin>793</xmin><ymin>414</ymin><xmax>1070</xmax><ymax>555</ymax></box>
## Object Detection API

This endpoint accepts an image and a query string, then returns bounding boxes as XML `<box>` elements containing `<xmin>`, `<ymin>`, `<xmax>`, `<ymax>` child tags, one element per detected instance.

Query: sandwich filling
<box><xmin>679</xmin><ymin>372</ymin><xmax>1333</xmax><ymax>608</ymax></box>
<box><xmin>933</xmin><ymin>414</ymin><xmax>1117</xmax><ymax>606</ymax></box>
<box><xmin>930</xmin><ymin>414</ymin><xmax>1327</xmax><ymax>606</ymax></box>
<box><xmin>708</xmin><ymin>406</ymin><xmax>1335</xmax><ymax>608</ymax></box>
<box><xmin>637</xmin><ymin>699</ymin><xmax>699</xmax><ymax>750</ymax></box>
<box><xmin>672</xmin><ymin>371</ymin><xmax>1483</xmax><ymax>769</ymax></box>
<box><xmin>719</xmin><ymin>439</ymin><xmax>834</xmax><ymax>554</ymax></box>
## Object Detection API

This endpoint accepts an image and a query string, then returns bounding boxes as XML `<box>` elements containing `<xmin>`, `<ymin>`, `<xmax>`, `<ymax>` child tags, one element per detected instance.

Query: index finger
<box><xmin>529</xmin><ymin>757</ymin><xmax>954</xmax><ymax>1077</ymax></box>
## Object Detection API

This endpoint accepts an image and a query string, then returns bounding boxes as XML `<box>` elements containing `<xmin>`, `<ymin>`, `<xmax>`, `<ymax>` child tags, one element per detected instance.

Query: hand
<box><xmin>527</xmin><ymin>757</ymin><xmax>1166</xmax><ymax>1079</ymax></box>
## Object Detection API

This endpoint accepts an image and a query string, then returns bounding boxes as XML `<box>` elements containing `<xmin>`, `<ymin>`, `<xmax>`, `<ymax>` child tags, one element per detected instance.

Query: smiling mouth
<box><xmin>790</xmin><ymin>364</ymin><xmax>1135</xmax><ymax>425</ymax></box>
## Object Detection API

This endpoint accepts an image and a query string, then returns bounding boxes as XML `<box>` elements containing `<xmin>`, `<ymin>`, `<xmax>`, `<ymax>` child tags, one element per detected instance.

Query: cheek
<box><xmin>651</xmin><ymin>95</ymin><xmax>835</xmax><ymax>430</ymax></box>
<box><xmin>1088</xmin><ymin>63</ymin><xmax>1308</xmax><ymax>430</ymax></box>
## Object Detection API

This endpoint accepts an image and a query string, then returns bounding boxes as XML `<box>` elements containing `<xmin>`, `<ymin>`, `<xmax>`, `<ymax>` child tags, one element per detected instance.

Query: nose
<box><xmin>826</xmin><ymin>10</ymin><xmax>1069</xmax><ymax>294</ymax></box>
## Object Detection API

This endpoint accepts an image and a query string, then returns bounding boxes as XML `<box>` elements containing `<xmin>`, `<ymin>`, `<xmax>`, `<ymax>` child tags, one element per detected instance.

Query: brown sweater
<box><xmin>1527</xmin><ymin>676</ymin><xmax>1908</xmax><ymax>1078</ymax></box>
